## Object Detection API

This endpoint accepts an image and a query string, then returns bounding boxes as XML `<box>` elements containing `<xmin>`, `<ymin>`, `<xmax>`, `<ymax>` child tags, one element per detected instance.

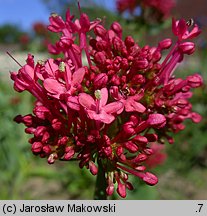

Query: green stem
<box><xmin>94</xmin><ymin>159</ymin><xmax>107</xmax><ymax>200</ymax></box>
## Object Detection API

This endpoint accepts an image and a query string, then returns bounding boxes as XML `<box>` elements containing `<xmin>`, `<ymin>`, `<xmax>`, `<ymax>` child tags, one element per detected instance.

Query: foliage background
<box><xmin>0</xmin><ymin>0</ymin><xmax>207</xmax><ymax>199</ymax></box>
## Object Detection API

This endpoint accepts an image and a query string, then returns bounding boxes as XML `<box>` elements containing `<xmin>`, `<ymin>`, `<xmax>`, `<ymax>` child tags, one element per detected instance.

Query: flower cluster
<box><xmin>10</xmin><ymin>8</ymin><xmax>202</xmax><ymax>198</ymax></box>
<box><xmin>116</xmin><ymin>0</ymin><xmax>176</xmax><ymax>22</ymax></box>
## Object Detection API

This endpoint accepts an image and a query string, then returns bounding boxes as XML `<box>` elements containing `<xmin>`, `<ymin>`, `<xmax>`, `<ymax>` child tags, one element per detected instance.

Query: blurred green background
<box><xmin>0</xmin><ymin>0</ymin><xmax>207</xmax><ymax>199</ymax></box>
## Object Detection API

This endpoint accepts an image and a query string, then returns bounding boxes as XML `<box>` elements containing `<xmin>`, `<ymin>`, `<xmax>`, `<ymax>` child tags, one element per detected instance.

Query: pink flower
<box><xmin>43</xmin><ymin>61</ymin><xmax>85</xmax><ymax>99</ymax></box>
<box><xmin>110</xmin><ymin>86</ymin><xmax>146</xmax><ymax>113</ymax></box>
<box><xmin>172</xmin><ymin>18</ymin><xmax>201</xmax><ymax>41</ymax></box>
<box><xmin>79</xmin><ymin>88</ymin><xmax>123</xmax><ymax>124</ymax></box>
<box><xmin>10</xmin><ymin>6</ymin><xmax>203</xmax><ymax>199</ymax></box>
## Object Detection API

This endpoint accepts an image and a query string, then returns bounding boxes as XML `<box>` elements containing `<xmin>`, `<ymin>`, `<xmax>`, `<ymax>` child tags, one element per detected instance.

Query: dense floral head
<box><xmin>10</xmin><ymin>7</ymin><xmax>202</xmax><ymax>198</ymax></box>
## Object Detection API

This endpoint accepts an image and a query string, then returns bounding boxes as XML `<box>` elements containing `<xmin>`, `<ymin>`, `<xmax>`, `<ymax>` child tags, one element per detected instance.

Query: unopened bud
<box><xmin>94</xmin><ymin>73</ymin><xmax>108</xmax><ymax>89</ymax></box>
<box><xmin>147</xmin><ymin>114</ymin><xmax>166</xmax><ymax>128</ymax></box>
<box><xmin>125</xmin><ymin>36</ymin><xmax>135</xmax><ymax>47</ymax></box>
<box><xmin>106</xmin><ymin>183</ymin><xmax>114</xmax><ymax>196</ymax></box>
<box><xmin>94</xmin><ymin>25</ymin><xmax>107</xmax><ymax>37</ymax></box>
<box><xmin>191</xmin><ymin>112</ymin><xmax>202</xmax><ymax>123</ymax></box>
<box><xmin>124</xmin><ymin>141</ymin><xmax>138</xmax><ymax>153</ymax></box>
<box><xmin>117</xmin><ymin>182</ymin><xmax>126</xmax><ymax>198</ymax></box>
<box><xmin>32</xmin><ymin>142</ymin><xmax>42</xmax><ymax>153</ymax></box>
<box><xmin>111</xmin><ymin>22</ymin><xmax>122</xmax><ymax>37</ymax></box>
<box><xmin>132</xmin><ymin>58</ymin><xmax>149</xmax><ymax>70</ymax></box>
<box><xmin>178</xmin><ymin>42</ymin><xmax>195</xmax><ymax>55</ymax></box>
<box><xmin>158</xmin><ymin>38</ymin><xmax>172</xmax><ymax>49</ymax></box>
<box><xmin>94</xmin><ymin>51</ymin><xmax>106</xmax><ymax>65</ymax></box>
<box><xmin>143</xmin><ymin>172</ymin><xmax>158</xmax><ymax>186</ymax></box>
<box><xmin>48</xmin><ymin>153</ymin><xmax>58</xmax><ymax>164</ymax></box>
<box><xmin>89</xmin><ymin>161</ymin><xmax>98</xmax><ymax>175</ymax></box>
<box><xmin>64</xmin><ymin>149</ymin><xmax>75</xmax><ymax>160</ymax></box>
<box><xmin>187</xmin><ymin>73</ymin><xmax>203</xmax><ymax>88</ymax></box>
<box><xmin>132</xmin><ymin>153</ymin><xmax>147</xmax><ymax>163</ymax></box>
<box><xmin>43</xmin><ymin>145</ymin><xmax>51</xmax><ymax>154</ymax></box>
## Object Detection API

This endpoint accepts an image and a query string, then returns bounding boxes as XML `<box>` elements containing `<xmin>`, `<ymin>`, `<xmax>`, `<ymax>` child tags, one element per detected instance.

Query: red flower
<box><xmin>10</xmin><ymin>7</ymin><xmax>203</xmax><ymax>198</ymax></box>
<box><xmin>172</xmin><ymin>18</ymin><xmax>201</xmax><ymax>41</ymax></box>
<box><xmin>79</xmin><ymin>88</ymin><xmax>123</xmax><ymax>124</ymax></box>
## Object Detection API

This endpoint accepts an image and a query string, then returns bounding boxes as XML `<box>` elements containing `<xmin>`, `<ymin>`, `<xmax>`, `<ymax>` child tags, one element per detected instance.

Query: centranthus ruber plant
<box><xmin>10</xmin><ymin>6</ymin><xmax>203</xmax><ymax>199</ymax></box>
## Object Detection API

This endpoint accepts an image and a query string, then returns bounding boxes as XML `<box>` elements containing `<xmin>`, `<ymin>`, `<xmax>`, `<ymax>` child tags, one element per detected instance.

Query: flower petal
<box><xmin>147</xmin><ymin>114</ymin><xmax>166</xmax><ymax>128</ymax></box>
<box><xmin>43</xmin><ymin>78</ymin><xmax>66</xmax><ymax>98</ymax></box>
<box><xmin>72</xmin><ymin>67</ymin><xmax>85</xmax><ymax>85</ymax></box>
<box><xmin>125</xmin><ymin>100</ymin><xmax>146</xmax><ymax>113</ymax></box>
<box><xmin>79</xmin><ymin>93</ymin><xmax>96</xmax><ymax>110</ymax></box>
<box><xmin>87</xmin><ymin>110</ymin><xmax>115</xmax><ymax>124</ymax></box>
<box><xmin>103</xmin><ymin>101</ymin><xmax>123</xmax><ymax>114</ymax></box>
<box><xmin>45</xmin><ymin>59</ymin><xmax>58</xmax><ymax>77</ymax></box>
<box><xmin>100</xmin><ymin>87</ymin><xmax>108</xmax><ymax>107</ymax></box>
<box><xmin>67</xmin><ymin>96</ymin><xmax>80</xmax><ymax>111</ymax></box>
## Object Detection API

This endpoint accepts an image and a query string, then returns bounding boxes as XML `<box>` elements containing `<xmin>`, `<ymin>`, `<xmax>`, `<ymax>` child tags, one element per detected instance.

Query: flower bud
<box><xmin>14</xmin><ymin>114</ymin><xmax>33</xmax><ymax>126</ymax></box>
<box><xmin>94</xmin><ymin>25</ymin><xmax>107</xmax><ymax>37</ymax></box>
<box><xmin>152</xmin><ymin>50</ymin><xmax>161</xmax><ymax>62</ymax></box>
<box><xmin>80</xmin><ymin>13</ymin><xmax>90</xmax><ymax>32</ymax></box>
<box><xmin>25</xmin><ymin>127</ymin><xmax>36</xmax><ymax>134</ymax></box>
<box><xmin>158</xmin><ymin>38</ymin><xmax>172</xmax><ymax>49</ymax></box>
<box><xmin>132</xmin><ymin>74</ymin><xmax>145</xmax><ymax>85</ymax></box>
<box><xmin>191</xmin><ymin>112</ymin><xmax>202</xmax><ymax>123</ymax></box>
<box><xmin>135</xmin><ymin>165</ymin><xmax>146</xmax><ymax>171</ymax></box>
<box><xmin>143</xmin><ymin>172</ymin><xmax>158</xmax><ymax>186</ymax></box>
<box><xmin>123</xmin><ymin>141</ymin><xmax>138</xmax><ymax>153</ymax></box>
<box><xmin>64</xmin><ymin>149</ymin><xmax>75</xmax><ymax>160</ymax></box>
<box><xmin>94</xmin><ymin>51</ymin><xmax>106</xmax><ymax>65</ymax></box>
<box><xmin>117</xmin><ymin>181</ymin><xmax>126</xmax><ymax>198</ymax></box>
<box><xmin>103</xmin><ymin>135</ymin><xmax>111</xmax><ymax>146</ymax></box>
<box><xmin>52</xmin><ymin>119</ymin><xmax>62</xmax><ymax>130</ymax></box>
<box><xmin>178</xmin><ymin>42</ymin><xmax>195</xmax><ymax>55</ymax></box>
<box><xmin>48</xmin><ymin>153</ymin><xmax>58</xmax><ymax>164</ymax></box>
<box><xmin>42</xmin><ymin>131</ymin><xmax>50</xmax><ymax>143</ymax></box>
<box><xmin>147</xmin><ymin>114</ymin><xmax>166</xmax><ymax>128</ymax></box>
<box><xmin>144</xmin><ymin>134</ymin><xmax>158</xmax><ymax>142</ymax></box>
<box><xmin>58</xmin><ymin>136</ymin><xmax>69</xmax><ymax>146</ymax></box>
<box><xmin>116</xmin><ymin>146</ymin><xmax>123</xmax><ymax>156</ymax></box>
<box><xmin>43</xmin><ymin>145</ymin><xmax>51</xmax><ymax>154</ymax></box>
<box><xmin>94</xmin><ymin>73</ymin><xmax>108</xmax><ymax>89</ymax></box>
<box><xmin>104</xmin><ymin>146</ymin><xmax>112</xmax><ymax>157</ymax></box>
<box><xmin>143</xmin><ymin>148</ymin><xmax>154</xmax><ymax>155</ymax></box>
<box><xmin>89</xmin><ymin>161</ymin><xmax>98</xmax><ymax>175</ymax></box>
<box><xmin>96</xmin><ymin>40</ymin><xmax>108</xmax><ymax>51</ymax></box>
<box><xmin>33</xmin><ymin>106</ymin><xmax>51</xmax><ymax>120</ymax></box>
<box><xmin>59</xmin><ymin>36</ymin><xmax>73</xmax><ymax>47</ymax></box>
<box><xmin>132</xmin><ymin>153</ymin><xmax>147</xmax><ymax>163</ymax></box>
<box><xmin>123</xmin><ymin>121</ymin><xmax>136</xmax><ymax>137</ymax></box>
<box><xmin>132</xmin><ymin>58</ymin><xmax>149</xmax><ymax>70</ymax></box>
<box><xmin>187</xmin><ymin>73</ymin><xmax>203</xmax><ymax>88</ymax></box>
<box><xmin>34</xmin><ymin>126</ymin><xmax>46</xmax><ymax>137</ymax></box>
<box><xmin>126</xmin><ymin>182</ymin><xmax>134</xmax><ymax>190</ymax></box>
<box><xmin>132</xmin><ymin>135</ymin><xmax>148</xmax><ymax>144</ymax></box>
<box><xmin>32</xmin><ymin>142</ymin><xmax>42</xmax><ymax>153</ymax></box>
<box><xmin>112</xmin><ymin>37</ymin><xmax>124</xmax><ymax>52</ymax></box>
<box><xmin>111</xmin><ymin>22</ymin><xmax>122</xmax><ymax>37</ymax></box>
<box><xmin>111</xmin><ymin>74</ymin><xmax>121</xmax><ymax>85</ymax></box>
<box><xmin>106</xmin><ymin>183</ymin><xmax>114</xmax><ymax>196</ymax></box>
<box><xmin>125</xmin><ymin>36</ymin><xmax>135</xmax><ymax>48</ymax></box>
